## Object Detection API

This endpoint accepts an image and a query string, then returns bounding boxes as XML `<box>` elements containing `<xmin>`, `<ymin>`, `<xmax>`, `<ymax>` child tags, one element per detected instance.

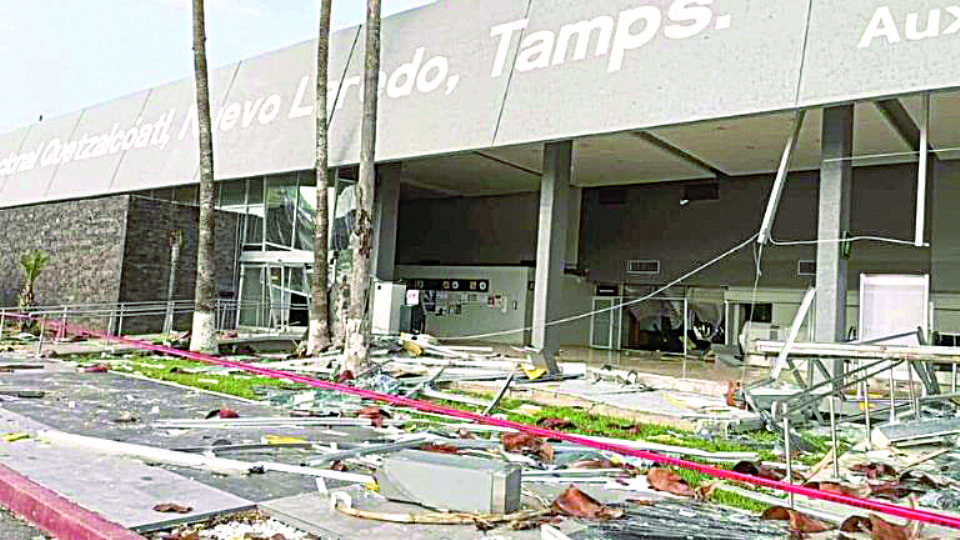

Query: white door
<box><xmin>591</xmin><ymin>297</ymin><xmax>621</xmax><ymax>350</ymax></box>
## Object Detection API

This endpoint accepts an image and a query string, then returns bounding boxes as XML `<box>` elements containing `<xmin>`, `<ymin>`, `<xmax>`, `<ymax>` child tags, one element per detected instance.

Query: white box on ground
<box><xmin>373</xmin><ymin>282</ymin><xmax>407</xmax><ymax>335</ymax></box>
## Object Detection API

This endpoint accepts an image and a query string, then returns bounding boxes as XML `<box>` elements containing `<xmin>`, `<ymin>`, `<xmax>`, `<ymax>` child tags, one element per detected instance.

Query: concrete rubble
<box><xmin>0</xmin><ymin>325</ymin><xmax>957</xmax><ymax>539</ymax></box>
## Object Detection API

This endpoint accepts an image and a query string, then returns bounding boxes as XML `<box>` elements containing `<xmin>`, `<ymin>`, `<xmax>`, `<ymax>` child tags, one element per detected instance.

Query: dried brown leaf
<box><xmin>356</xmin><ymin>406</ymin><xmax>385</xmax><ymax>428</ymax></box>
<box><xmin>569</xmin><ymin>459</ymin><xmax>615</xmax><ymax>470</ymax></box>
<box><xmin>153</xmin><ymin>503</ymin><xmax>193</xmax><ymax>514</ymax></box>
<box><xmin>500</xmin><ymin>431</ymin><xmax>554</xmax><ymax>463</ymax></box>
<box><xmin>869</xmin><ymin>514</ymin><xmax>910</xmax><ymax>540</ymax></box>
<box><xmin>536</xmin><ymin>417</ymin><xmax>575</xmax><ymax>430</ymax></box>
<box><xmin>646</xmin><ymin>468</ymin><xmax>695</xmax><ymax>498</ymax></box>
<box><xmin>868</xmin><ymin>480</ymin><xmax>911</xmax><ymax>501</ymax></box>
<box><xmin>760</xmin><ymin>506</ymin><xmax>833</xmax><ymax>534</ymax></box>
<box><xmin>550</xmin><ymin>485</ymin><xmax>623</xmax><ymax>520</ymax></box>
<box><xmin>851</xmin><ymin>463</ymin><xmax>898</xmax><ymax>479</ymax></box>
<box><xmin>806</xmin><ymin>481</ymin><xmax>865</xmax><ymax>498</ymax></box>
<box><xmin>418</xmin><ymin>443</ymin><xmax>460</xmax><ymax>455</ymax></box>
<box><xmin>473</xmin><ymin>518</ymin><xmax>496</xmax><ymax>532</ymax></box>
<box><xmin>732</xmin><ymin>460</ymin><xmax>784</xmax><ymax>481</ymax></box>
<box><xmin>840</xmin><ymin>515</ymin><xmax>873</xmax><ymax>533</ymax></box>
<box><xmin>337</xmin><ymin>370</ymin><xmax>355</xmax><ymax>383</ymax></box>
<box><xmin>81</xmin><ymin>364</ymin><xmax>109</xmax><ymax>373</ymax></box>
<box><xmin>330</xmin><ymin>461</ymin><xmax>348</xmax><ymax>472</ymax></box>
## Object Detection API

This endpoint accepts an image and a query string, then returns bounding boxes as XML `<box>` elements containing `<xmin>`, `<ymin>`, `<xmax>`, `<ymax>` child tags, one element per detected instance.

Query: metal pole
<box><xmin>863</xmin><ymin>371</ymin><xmax>872</xmax><ymax>450</ymax></box>
<box><xmin>782</xmin><ymin>402</ymin><xmax>794</xmax><ymax>509</ymax></box>
<box><xmin>829</xmin><ymin>392</ymin><xmax>840</xmax><ymax>478</ymax></box>
<box><xmin>0</xmin><ymin>309</ymin><xmax>5</xmax><ymax>340</ymax></box>
<box><xmin>758</xmin><ymin>110</ymin><xmax>806</xmax><ymax>245</ymax></box>
<box><xmin>915</xmin><ymin>92</ymin><xmax>930</xmax><ymax>248</ymax></box>
<box><xmin>58</xmin><ymin>306</ymin><xmax>67</xmax><ymax>343</ymax></box>
<box><xmin>683</xmin><ymin>297</ymin><xmax>688</xmax><ymax>359</ymax></box>
<box><xmin>953</xmin><ymin>363</ymin><xmax>957</xmax><ymax>394</ymax></box>
<box><xmin>37</xmin><ymin>315</ymin><xmax>46</xmax><ymax>355</ymax></box>
<box><xmin>102</xmin><ymin>313</ymin><xmax>109</xmax><ymax>357</ymax></box>
<box><xmin>117</xmin><ymin>304</ymin><xmax>125</xmax><ymax>336</ymax></box>
<box><xmin>907</xmin><ymin>361</ymin><xmax>918</xmax><ymax>420</ymax></box>
<box><xmin>889</xmin><ymin>364</ymin><xmax>897</xmax><ymax>424</ymax></box>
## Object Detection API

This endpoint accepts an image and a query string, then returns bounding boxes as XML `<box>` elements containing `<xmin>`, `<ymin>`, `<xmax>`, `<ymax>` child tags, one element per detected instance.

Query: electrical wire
<box><xmin>441</xmin><ymin>233</ymin><xmax>760</xmax><ymax>342</ymax></box>
<box><xmin>769</xmin><ymin>235</ymin><xmax>927</xmax><ymax>247</ymax></box>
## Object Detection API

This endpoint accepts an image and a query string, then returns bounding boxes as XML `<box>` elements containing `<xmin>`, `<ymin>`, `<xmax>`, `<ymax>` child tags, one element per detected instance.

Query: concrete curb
<box><xmin>0</xmin><ymin>464</ymin><xmax>142</xmax><ymax>540</ymax></box>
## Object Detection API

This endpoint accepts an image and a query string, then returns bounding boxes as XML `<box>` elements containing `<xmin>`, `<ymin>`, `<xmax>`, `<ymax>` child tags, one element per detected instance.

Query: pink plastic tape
<box><xmin>27</xmin><ymin>313</ymin><xmax>960</xmax><ymax>530</ymax></box>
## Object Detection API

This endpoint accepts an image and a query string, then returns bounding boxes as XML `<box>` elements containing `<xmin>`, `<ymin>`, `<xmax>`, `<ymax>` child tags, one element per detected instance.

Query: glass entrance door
<box><xmin>238</xmin><ymin>263</ymin><xmax>311</xmax><ymax>330</ymax></box>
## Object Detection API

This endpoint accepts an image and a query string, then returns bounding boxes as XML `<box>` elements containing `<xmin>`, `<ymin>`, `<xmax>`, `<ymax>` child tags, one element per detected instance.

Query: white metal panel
<box><xmin>858</xmin><ymin>274</ymin><xmax>930</xmax><ymax>345</ymax></box>
<box><xmin>373</xmin><ymin>282</ymin><xmax>407</xmax><ymax>335</ymax></box>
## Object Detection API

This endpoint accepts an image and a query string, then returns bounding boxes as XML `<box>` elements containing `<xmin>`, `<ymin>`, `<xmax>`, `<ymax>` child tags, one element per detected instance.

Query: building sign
<box><xmin>596</xmin><ymin>285</ymin><xmax>620</xmax><ymax>296</ymax></box>
<box><xmin>405</xmin><ymin>278</ymin><xmax>490</xmax><ymax>293</ymax></box>
<box><xmin>798</xmin><ymin>0</ymin><xmax>960</xmax><ymax>105</ymax></box>
<box><xmin>2</xmin><ymin>1</ymin><xmax>960</xmax><ymax>207</ymax></box>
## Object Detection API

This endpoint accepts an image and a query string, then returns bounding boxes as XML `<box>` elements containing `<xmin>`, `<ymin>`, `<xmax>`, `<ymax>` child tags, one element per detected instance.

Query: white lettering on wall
<box><xmin>490</xmin><ymin>0</ymin><xmax>731</xmax><ymax>76</ymax></box>
<box><xmin>0</xmin><ymin>110</ymin><xmax>175</xmax><ymax>178</ymax></box>
<box><xmin>859</xmin><ymin>5</ymin><xmax>960</xmax><ymax>48</ymax></box>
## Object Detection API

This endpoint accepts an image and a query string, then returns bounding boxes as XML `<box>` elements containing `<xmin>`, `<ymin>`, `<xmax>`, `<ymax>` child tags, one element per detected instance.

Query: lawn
<box><xmin>68</xmin><ymin>351</ymin><xmax>835</xmax><ymax>514</ymax></box>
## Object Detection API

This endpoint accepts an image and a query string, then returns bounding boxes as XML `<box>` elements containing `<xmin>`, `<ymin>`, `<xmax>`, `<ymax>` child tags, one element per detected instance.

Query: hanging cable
<box><xmin>441</xmin><ymin>233</ymin><xmax>759</xmax><ymax>341</ymax></box>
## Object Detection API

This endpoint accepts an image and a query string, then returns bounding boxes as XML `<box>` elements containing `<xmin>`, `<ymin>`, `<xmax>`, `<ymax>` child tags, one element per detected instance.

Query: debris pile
<box><xmin>4</xmin><ymin>325</ymin><xmax>960</xmax><ymax>539</ymax></box>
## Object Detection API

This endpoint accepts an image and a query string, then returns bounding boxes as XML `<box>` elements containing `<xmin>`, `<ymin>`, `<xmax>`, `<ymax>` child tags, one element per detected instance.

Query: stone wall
<box><xmin>0</xmin><ymin>196</ymin><xmax>129</xmax><ymax>314</ymax></box>
<box><xmin>119</xmin><ymin>197</ymin><xmax>242</xmax><ymax>334</ymax></box>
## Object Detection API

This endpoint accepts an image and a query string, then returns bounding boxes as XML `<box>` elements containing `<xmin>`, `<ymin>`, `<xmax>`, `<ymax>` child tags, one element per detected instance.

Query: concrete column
<box><xmin>532</xmin><ymin>141</ymin><xmax>572</xmax><ymax>375</ymax></box>
<box><xmin>372</xmin><ymin>163</ymin><xmax>402</xmax><ymax>282</ymax></box>
<box><xmin>566</xmin><ymin>187</ymin><xmax>582</xmax><ymax>266</ymax></box>
<box><xmin>815</xmin><ymin>106</ymin><xmax>853</xmax><ymax>352</ymax></box>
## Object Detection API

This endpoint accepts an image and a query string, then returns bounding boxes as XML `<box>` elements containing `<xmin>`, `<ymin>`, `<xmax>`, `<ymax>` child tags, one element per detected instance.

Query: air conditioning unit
<box><xmin>626</xmin><ymin>260</ymin><xmax>660</xmax><ymax>275</ymax></box>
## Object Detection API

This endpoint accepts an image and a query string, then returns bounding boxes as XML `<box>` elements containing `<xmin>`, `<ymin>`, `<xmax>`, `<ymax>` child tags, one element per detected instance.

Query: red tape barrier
<box><xmin>13</xmin><ymin>312</ymin><xmax>960</xmax><ymax>530</ymax></box>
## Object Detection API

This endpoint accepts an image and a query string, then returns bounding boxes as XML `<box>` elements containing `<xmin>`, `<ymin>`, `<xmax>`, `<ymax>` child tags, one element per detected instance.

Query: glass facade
<box><xmin>143</xmin><ymin>170</ymin><xmax>349</xmax><ymax>330</ymax></box>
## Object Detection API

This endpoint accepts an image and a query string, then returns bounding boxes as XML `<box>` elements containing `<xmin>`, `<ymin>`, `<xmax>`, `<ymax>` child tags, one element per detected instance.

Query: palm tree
<box><xmin>18</xmin><ymin>250</ymin><xmax>49</xmax><ymax>332</ymax></box>
<box><xmin>308</xmin><ymin>0</ymin><xmax>334</xmax><ymax>355</ymax></box>
<box><xmin>189</xmin><ymin>0</ymin><xmax>219</xmax><ymax>353</ymax></box>
<box><xmin>343</xmin><ymin>0</ymin><xmax>381</xmax><ymax>372</ymax></box>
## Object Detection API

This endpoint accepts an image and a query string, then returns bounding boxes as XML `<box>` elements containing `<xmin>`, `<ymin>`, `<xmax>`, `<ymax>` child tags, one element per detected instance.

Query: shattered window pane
<box><xmin>265</xmin><ymin>174</ymin><xmax>298</xmax><ymax>248</ymax></box>
<box><xmin>218</xmin><ymin>179</ymin><xmax>246</xmax><ymax>207</ymax></box>
<box><xmin>294</xmin><ymin>186</ymin><xmax>316</xmax><ymax>251</ymax></box>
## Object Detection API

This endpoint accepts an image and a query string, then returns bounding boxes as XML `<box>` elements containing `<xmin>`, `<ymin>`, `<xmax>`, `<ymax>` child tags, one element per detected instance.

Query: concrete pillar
<box><xmin>372</xmin><ymin>163</ymin><xmax>402</xmax><ymax>282</ymax></box>
<box><xmin>815</xmin><ymin>106</ymin><xmax>853</xmax><ymax>353</ymax></box>
<box><xmin>566</xmin><ymin>187</ymin><xmax>582</xmax><ymax>266</ymax></box>
<box><xmin>532</xmin><ymin>141</ymin><xmax>572</xmax><ymax>375</ymax></box>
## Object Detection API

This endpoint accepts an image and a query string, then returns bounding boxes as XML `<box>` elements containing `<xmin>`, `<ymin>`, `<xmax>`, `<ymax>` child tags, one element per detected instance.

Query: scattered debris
<box><xmin>81</xmin><ymin>363</ymin><xmax>110</xmax><ymax>373</ymax></box>
<box><xmin>646</xmin><ymin>468</ymin><xmax>695</xmax><ymax>498</ymax></box>
<box><xmin>153</xmin><ymin>503</ymin><xmax>193</xmax><ymax>514</ymax></box>
<box><xmin>760</xmin><ymin>505</ymin><xmax>833</xmax><ymax>534</ymax></box>
<box><xmin>501</xmin><ymin>431</ymin><xmax>554</xmax><ymax>463</ymax></box>
<box><xmin>550</xmin><ymin>485</ymin><xmax>622</xmax><ymax>519</ymax></box>
<box><xmin>205</xmin><ymin>408</ymin><xmax>239</xmax><ymax>419</ymax></box>
<box><xmin>112</xmin><ymin>412</ymin><xmax>138</xmax><ymax>423</ymax></box>
<box><xmin>732</xmin><ymin>460</ymin><xmax>784</xmax><ymax>481</ymax></box>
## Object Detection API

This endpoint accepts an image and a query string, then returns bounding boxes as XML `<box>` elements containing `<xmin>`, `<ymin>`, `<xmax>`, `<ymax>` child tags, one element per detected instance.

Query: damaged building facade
<box><xmin>1</xmin><ymin>0</ymin><xmax>959</xmax><ymax>363</ymax></box>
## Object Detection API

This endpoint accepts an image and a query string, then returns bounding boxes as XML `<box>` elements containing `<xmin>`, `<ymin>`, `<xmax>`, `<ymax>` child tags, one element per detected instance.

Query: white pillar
<box><xmin>372</xmin><ymin>163</ymin><xmax>402</xmax><ymax>282</ymax></box>
<box><xmin>532</xmin><ymin>141</ymin><xmax>572</xmax><ymax>374</ymax></box>
<box><xmin>816</xmin><ymin>106</ymin><xmax>853</xmax><ymax>360</ymax></box>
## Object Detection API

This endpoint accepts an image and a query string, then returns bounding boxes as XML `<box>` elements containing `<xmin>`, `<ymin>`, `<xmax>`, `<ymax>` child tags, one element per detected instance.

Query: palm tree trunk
<box><xmin>163</xmin><ymin>231</ymin><xmax>183</xmax><ymax>335</ymax></box>
<box><xmin>189</xmin><ymin>0</ymin><xmax>219</xmax><ymax>353</ymax></box>
<box><xmin>343</xmin><ymin>0</ymin><xmax>381</xmax><ymax>372</ymax></box>
<box><xmin>308</xmin><ymin>0</ymin><xmax>334</xmax><ymax>355</ymax></box>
